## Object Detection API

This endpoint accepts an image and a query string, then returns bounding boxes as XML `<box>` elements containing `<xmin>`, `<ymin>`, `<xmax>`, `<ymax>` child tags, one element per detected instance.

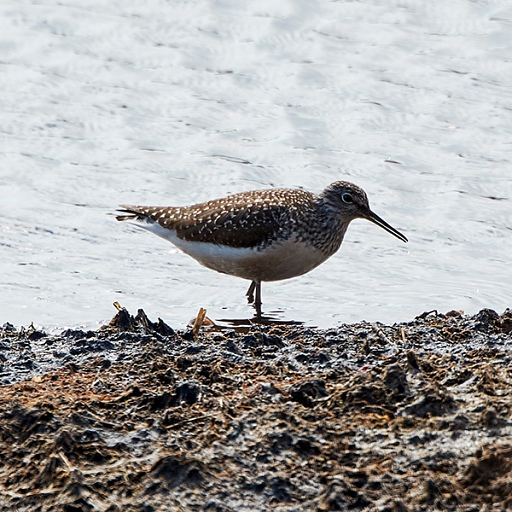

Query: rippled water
<box><xmin>1</xmin><ymin>0</ymin><xmax>511</xmax><ymax>329</ymax></box>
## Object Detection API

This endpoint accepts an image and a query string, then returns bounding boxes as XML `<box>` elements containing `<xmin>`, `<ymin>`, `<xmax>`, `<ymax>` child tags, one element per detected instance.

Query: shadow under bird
<box><xmin>116</xmin><ymin>181</ymin><xmax>408</xmax><ymax>318</ymax></box>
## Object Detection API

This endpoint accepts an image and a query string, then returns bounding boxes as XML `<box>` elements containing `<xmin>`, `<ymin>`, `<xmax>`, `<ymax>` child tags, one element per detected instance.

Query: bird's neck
<box><xmin>301</xmin><ymin>200</ymin><xmax>352</xmax><ymax>255</ymax></box>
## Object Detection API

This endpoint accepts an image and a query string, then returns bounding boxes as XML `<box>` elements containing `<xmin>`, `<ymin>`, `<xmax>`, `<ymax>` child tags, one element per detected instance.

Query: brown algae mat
<box><xmin>0</xmin><ymin>307</ymin><xmax>511</xmax><ymax>511</ymax></box>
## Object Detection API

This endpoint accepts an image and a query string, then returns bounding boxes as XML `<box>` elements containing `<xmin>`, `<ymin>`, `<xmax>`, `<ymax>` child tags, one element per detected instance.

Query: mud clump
<box><xmin>0</xmin><ymin>308</ymin><xmax>511</xmax><ymax>511</ymax></box>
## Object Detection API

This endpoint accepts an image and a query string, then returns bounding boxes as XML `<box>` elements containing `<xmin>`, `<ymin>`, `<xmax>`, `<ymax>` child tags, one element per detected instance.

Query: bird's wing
<box><xmin>117</xmin><ymin>200</ymin><xmax>296</xmax><ymax>249</ymax></box>
<box><xmin>176</xmin><ymin>202</ymin><xmax>292</xmax><ymax>248</ymax></box>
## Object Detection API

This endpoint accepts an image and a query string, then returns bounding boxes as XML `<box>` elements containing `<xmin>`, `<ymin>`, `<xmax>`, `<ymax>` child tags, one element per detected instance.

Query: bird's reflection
<box><xmin>215</xmin><ymin>310</ymin><xmax>304</xmax><ymax>332</ymax></box>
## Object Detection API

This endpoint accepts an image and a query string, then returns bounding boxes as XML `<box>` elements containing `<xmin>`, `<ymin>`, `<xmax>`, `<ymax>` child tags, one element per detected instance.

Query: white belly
<box><xmin>137</xmin><ymin>222</ymin><xmax>332</xmax><ymax>282</ymax></box>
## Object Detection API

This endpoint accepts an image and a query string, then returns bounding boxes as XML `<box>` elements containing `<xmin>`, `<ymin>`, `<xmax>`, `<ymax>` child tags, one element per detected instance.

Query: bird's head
<box><xmin>320</xmin><ymin>181</ymin><xmax>408</xmax><ymax>243</ymax></box>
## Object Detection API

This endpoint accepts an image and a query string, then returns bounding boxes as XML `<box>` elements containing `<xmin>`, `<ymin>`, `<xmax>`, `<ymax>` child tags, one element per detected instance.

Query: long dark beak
<box><xmin>364</xmin><ymin>209</ymin><xmax>408</xmax><ymax>243</ymax></box>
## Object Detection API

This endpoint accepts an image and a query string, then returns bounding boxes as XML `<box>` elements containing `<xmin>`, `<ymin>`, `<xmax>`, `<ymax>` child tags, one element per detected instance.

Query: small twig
<box><xmin>113</xmin><ymin>301</ymin><xmax>124</xmax><ymax>312</ymax></box>
<box><xmin>57</xmin><ymin>451</ymin><xmax>73</xmax><ymax>471</ymax></box>
<box><xmin>192</xmin><ymin>308</ymin><xmax>207</xmax><ymax>337</ymax></box>
<box><xmin>167</xmin><ymin>413</ymin><xmax>215</xmax><ymax>429</ymax></box>
<box><xmin>372</xmin><ymin>325</ymin><xmax>390</xmax><ymax>344</ymax></box>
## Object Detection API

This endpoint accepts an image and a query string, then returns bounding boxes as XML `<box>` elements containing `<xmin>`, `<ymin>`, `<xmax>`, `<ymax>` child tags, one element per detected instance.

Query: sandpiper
<box><xmin>116</xmin><ymin>181</ymin><xmax>407</xmax><ymax>317</ymax></box>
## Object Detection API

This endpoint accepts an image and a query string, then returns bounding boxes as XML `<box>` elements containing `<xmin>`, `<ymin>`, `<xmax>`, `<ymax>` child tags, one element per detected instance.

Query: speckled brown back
<box><xmin>117</xmin><ymin>188</ymin><xmax>317</xmax><ymax>249</ymax></box>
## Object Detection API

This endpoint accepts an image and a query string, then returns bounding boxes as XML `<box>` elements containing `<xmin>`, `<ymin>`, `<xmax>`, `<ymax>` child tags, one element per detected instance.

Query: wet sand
<box><xmin>1</xmin><ymin>307</ymin><xmax>511</xmax><ymax>511</ymax></box>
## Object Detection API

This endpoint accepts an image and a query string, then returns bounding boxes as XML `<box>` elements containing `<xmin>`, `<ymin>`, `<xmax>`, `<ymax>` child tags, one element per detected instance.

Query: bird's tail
<box><xmin>115</xmin><ymin>206</ymin><xmax>147</xmax><ymax>222</ymax></box>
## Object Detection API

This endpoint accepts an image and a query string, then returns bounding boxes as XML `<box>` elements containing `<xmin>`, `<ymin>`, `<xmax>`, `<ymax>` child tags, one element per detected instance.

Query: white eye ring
<box><xmin>341</xmin><ymin>193</ymin><xmax>354</xmax><ymax>204</ymax></box>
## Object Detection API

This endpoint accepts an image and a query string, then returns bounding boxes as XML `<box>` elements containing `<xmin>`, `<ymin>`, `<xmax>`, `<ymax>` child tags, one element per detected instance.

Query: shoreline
<box><xmin>1</xmin><ymin>307</ymin><xmax>511</xmax><ymax>511</ymax></box>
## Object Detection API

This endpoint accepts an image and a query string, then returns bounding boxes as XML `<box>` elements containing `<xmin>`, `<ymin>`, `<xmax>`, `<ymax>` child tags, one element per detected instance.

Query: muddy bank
<box><xmin>0</xmin><ymin>307</ymin><xmax>511</xmax><ymax>511</ymax></box>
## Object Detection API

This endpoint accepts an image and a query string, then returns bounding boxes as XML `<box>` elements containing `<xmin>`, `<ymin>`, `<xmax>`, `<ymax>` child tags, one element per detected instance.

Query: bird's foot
<box><xmin>253</xmin><ymin>301</ymin><xmax>263</xmax><ymax>319</ymax></box>
<box><xmin>246</xmin><ymin>281</ymin><xmax>256</xmax><ymax>304</ymax></box>
<box><xmin>246</xmin><ymin>281</ymin><xmax>262</xmax><ymax>318</ymax></box>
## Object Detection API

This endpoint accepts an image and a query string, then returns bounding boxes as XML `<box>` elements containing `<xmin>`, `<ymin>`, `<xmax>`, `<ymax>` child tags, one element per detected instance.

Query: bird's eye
<box><xmin>341</xmin><ymin>193</ymin><xmax>354</xmax><ymax>204</ymax></box>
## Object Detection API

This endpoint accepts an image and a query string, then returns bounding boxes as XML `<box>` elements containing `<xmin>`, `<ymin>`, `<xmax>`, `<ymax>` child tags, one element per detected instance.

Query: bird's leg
<box><xmin>246</xmin><ymin>281</ymin><xmax>263</xmax><ymax>318</ymax></box>
<box><xmin>254</xmin><ymin>282</ymin><xmax>262</xmax><ymax>318</ymax></box>
<box><xmin>246</xmin><ymin>281</ymin><xmax>256</xmax><ymax>304</ymax></box>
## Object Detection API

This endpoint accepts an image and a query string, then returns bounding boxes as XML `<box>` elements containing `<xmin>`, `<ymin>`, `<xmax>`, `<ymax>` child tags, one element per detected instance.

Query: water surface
<box><xmin>1</xmin><ymin>0</ymin><xmax>511</xmax><ymax>329</ymax></box>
